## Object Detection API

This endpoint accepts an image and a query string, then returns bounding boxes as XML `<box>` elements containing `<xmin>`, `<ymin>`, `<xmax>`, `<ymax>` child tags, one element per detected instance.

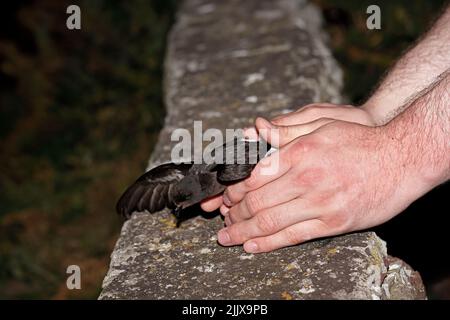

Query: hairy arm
<box><xmin>383</xmin><ymin>68</ymin><xmax>450</xmax><ymax>190</ymax></box>
<box><xmin>237</xmin><ymin>5</ymin><xmax>450</xmax><ymax>145</ymax></box>
<box><xmin>218</xmin><ymin>69</ymin><xmax>450</xmax><ymax>253</ymax></box>
<box><xmin>364</xmin><ymin>5</ymin><xmax>450</xmax><ymax>124</ymax></box>
<box><xmin>201</xmin><ymin>5</ymin><xmax>450</xmax><ymax>214</ymax></box>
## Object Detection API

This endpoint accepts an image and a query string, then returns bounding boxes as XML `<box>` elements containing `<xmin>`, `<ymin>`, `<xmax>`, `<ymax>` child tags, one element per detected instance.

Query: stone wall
<box><xmin>99</xmin><ymin>0</ymin><xmax>425</xmax><ymax>300</ymax></box>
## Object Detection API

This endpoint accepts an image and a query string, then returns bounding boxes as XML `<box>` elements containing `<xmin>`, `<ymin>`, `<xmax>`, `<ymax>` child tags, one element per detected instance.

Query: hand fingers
<box><xmin>218</xmin><ymin>198</ymin><xmax>319</xmax><ymax>246</ymax></box>
<box><xmin>271</xmin><ymin>104</ymin><xmax>353</xmax><ymax>126</ymax></box>
<box><xmin>223</xmin><ymin>147</ymin><xmax>290</xmax><ymax>206</ymax></box>
<box><xmin>227</xmin><ymin>171</ymin><xmax>303</xmax><ymax>223</ymax></box>
<box><xmin>256</xmin><ymin>117</ymin><xmax>335</xmax><ymax>148</ymax></box>
<box><xmin>271</xmin><ymin>103</ymin><xmax>336</xmax><ymax>122</ymax></box>
<box><xmin>272</xmin><ymin>105</ymin><xmax>375</xmax><ymax>128</ymax></box>
<box><xmin>200</xmin><ymin>195</ymin><xmax>223</xmax><ymax>212</ymax></box>
<box><xmin>243</xmin><ymin>219</ymin><xmax>332</xmax><ymax>253</ymax></box>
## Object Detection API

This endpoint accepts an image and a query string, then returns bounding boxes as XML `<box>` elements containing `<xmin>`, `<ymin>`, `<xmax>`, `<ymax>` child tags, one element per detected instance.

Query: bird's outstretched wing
<box><xmin>116</xmin><ymin>162</ymin><xmax>193</xmax><ymax>219</ymax></box>
<box><xmin>116</xmin><ymin>139</ymin><xmax>271</xmax><ymax>219</ymax></box>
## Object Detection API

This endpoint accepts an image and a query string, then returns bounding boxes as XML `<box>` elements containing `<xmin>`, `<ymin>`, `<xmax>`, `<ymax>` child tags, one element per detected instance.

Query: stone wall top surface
<box><xmin>99</xmin><ymin>0</ymin><xmax>425</xmax><ymax>300</ymax></box>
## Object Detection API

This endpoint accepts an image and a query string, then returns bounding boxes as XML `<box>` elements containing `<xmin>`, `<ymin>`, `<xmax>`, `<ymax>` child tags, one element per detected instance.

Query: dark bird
<box><xmin>116</xmin><ymin>139</ymin><xmax>270</xmax><ymax>219</ymax></box>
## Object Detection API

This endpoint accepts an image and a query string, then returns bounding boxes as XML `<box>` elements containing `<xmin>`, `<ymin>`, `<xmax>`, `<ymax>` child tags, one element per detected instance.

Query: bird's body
<box><xmin>116</xmin><ymin>139</ymin><xmax>270</xmax><ymax>219</ymax></box>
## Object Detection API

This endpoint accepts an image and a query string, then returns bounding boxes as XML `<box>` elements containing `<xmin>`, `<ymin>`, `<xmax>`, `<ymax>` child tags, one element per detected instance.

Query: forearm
<box><xmin>383</xmin><ymin>68</ymin><xmax>450</xmax><ymax>196</ymax></box>
<box><xmin>363</xmin><ymin>5</ymin><xmax>450</xmax><ymax>125</ymax></box>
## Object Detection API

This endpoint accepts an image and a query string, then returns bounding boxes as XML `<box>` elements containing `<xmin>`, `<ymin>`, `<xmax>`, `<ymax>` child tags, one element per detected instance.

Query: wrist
<box><xmin>360</xmin><ymin>99</ymin><xmax>387</xmax><ymax>126</ymax></box>
<box><xmin>381</xmin><ymin>118</ymin><xmax>449</xmax><ymax>199</ymax></box>
<box><xmin>361</xmin><ymin>94</ymin><xmax>411</xmax><ymax>126</ymax></box>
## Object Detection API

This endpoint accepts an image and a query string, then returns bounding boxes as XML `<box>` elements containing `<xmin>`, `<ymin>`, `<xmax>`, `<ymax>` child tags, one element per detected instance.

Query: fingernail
<box><xmin>218</xmin><ymin>229</ymin><xmax>231</xmax><ymax>245</ymax></box>
<box><xmin>223</xmin><ymin>193</ymin><xmax>232</xmax><ymax>206</ymax></box>
<box><xmin>245</xmin><ymin>241</ymin><xmax>258</xmax><ymax>253</ymax></box>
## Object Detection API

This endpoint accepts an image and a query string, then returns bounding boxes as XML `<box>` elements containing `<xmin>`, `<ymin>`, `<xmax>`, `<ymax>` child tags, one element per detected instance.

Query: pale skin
<box><xmin>201</xmin><ymin>6</ymin><xmax>450</xmax><ymax>253</ymax></box>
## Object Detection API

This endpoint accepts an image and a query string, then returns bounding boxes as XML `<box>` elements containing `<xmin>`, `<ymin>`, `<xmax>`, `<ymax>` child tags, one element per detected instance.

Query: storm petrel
<box><xmin>116</xmin><ymin>139</ymin><xmax>271</xmax><ymax>219</ymax></box>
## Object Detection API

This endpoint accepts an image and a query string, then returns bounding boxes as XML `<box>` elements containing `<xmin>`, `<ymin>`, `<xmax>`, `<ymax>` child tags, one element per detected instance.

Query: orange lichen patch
<box><xmin>159</xmin><ymin>217</ymin><xmax>177</xmax><ymax>229</ymax></box>
<box><xmin>327</xmin><ymin>248</ymin><xmax>338</xmax><ymax>256</ymax></box>
<box><xmin>281</xmin><ymin>291</ymin><xmax>293</xmax><ymax>300</ymax></box>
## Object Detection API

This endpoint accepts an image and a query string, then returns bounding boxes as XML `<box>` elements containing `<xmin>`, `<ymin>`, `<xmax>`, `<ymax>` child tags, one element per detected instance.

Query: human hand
<box><xmin>268</xmin><ymin>102</ymin><xmax>376</xmax><ymax>145</ymax></box>
<box><xmin>213</xmin><ymin>120</ymin><xmax>429</xmax><ymax>253</ymax></box>
<box><xmin>201</xmin><ymin>102</ymin><xmax>377</xmax><ymax>212</ymax></box>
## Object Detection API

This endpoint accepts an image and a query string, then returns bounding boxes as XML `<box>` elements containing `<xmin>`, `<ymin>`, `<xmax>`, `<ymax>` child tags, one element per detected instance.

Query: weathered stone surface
<box><xmin>100</xmin><ymin>0</ymin><xmax>425</xmax><ymax>299</ymax></box>
<box><xmin>100</xmin><ymin>212</ymin><xmax>424</xmax><ymax>299</ymax></box>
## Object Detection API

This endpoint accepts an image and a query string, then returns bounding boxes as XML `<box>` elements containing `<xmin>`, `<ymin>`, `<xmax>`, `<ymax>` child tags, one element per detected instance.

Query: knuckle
<box><xmin>227</xmin><ymin>228</ymin><xmax>243</xmax><ymax>244</ymax></box>
<box><xmin>293</xmin><ymin>177</ymin><xmax>308</xmax><ymax>192</ymax></box>
<box><xmin>225</xmin><ymin>186</ymin><xmax>241</xmax><ymax>204</ymax></box>
<box><xmin>309</xmin><ymin>189</ymin><xmax>334</xmax><ymax>207</ymax></box>
<box><xmin>301</xmin><ymin>105</ymin><xmax>319</xmax><ymax>117</ymax></box>
<box><xmin>291</xmin><ymin>170</ymin><xmax>308</xmax><ymax>189</ymax></box>
<box><xmin>243</xmin><ymin>172</ymin><xmax>258</xmax><ymax>189</ymax></box>
<box><xmin>244</xmin><ymin>193</ymin><xmax>263</xmax><ymax>216</ymax></box>
<box><xmin>322</xmin><ymin>209</ymin><xmax>352</xmax><ymax>233</ymax></box>
<box><xmin>256</xmin><ymin>213</ymin><xmax>279</xmax><ymax>234</ymax></box>
<box><xmin>289</xmin><ymin>139</ymin><xmax>312</xmax><ymax>158</ymax></box>
<box><xmin>295</xmin><ymin>167</ymin><xmax>325</xmax><ymax>187</ymax></box>
<box><xmin>284</xmin><ymin>227</ymin><xmax>303</xmax><ymax>245</ymax></box>
<box><xmin>279</xmin><ymin>125</ymin><xmax>291</xmax><ymax>138</ymax></box>
<box><xmin>258</xmin><ymin>239</ymin><xmax>276</xmax><ymax>253</ymax></box>
<box><xmin>315</xmin><ymin>117</ymin><xmax>333</xmax><ymax>125</ymax></box>
<box><xmin>275</xmin><ymin>148</ymin><xmax>291</xmax><ymax>170</ymax></box>
<box><xmin>228</xmin><ymin>203</ymin><xmax>247</xmax><ymax>224</ymax></box>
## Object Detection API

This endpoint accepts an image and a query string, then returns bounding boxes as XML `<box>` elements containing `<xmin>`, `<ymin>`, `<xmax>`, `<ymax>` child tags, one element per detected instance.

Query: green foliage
<box><xmin>0</xmin><ymin>0</ymin><xmax>176</xmax><ymax>298</ymax></box>
<box><xmin>313</xmin><ymin>0</ymin><xmax>447</xmax><ymax>103</ymax></box>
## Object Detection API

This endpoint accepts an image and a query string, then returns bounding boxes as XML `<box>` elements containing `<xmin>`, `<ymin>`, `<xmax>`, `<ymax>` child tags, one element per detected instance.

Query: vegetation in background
<box><xmin>0</xmin><ymin>0</ymin><xmax>175</xmax><ymax>298</ymax></box>
<box><xmin>0</xmin><ymin>0</ymin><xmax>447</xmax><ymax>299</ymax></box>
<box><xmin>313</xmin><ymin>0</ymin><xmax>447</xmax><ymax>104</ymax></box>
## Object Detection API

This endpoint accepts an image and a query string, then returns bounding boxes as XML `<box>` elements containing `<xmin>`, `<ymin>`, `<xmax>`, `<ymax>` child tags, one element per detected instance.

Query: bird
<box><xmin>116</xmin><ymin>138</ymin><xmax>271</xmax><ymax>219</ymax></box>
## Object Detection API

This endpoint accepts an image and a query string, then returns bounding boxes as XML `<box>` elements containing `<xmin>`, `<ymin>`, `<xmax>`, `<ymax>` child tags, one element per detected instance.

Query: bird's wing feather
<box><xmin>116</xmin><ymin>162</ymin><xmax>192</xmax><ymax>219</ymax></box>
<box><xmin>217</xmin><ymin>164</ymin><xmax>256</xmax><ymax>182</ymax></box>
<box><xmin>217</xmin><ymin>139</ymin><xmax>268</xmax><ymax>182</ymax></box>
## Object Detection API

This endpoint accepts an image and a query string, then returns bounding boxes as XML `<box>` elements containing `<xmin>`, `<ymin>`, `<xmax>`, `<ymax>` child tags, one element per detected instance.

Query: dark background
<box><xmin>0</xmin><ymin>0</ymin><xmax>448</xmax><ymax>299</ymax></box>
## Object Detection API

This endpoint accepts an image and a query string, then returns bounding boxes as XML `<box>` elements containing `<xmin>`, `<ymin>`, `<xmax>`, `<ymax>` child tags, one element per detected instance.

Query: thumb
<box><xmin>255</xmin><ymin>117</ymin><xmax>291</xmax><ymax>147</ymax></box>
<box><xmin>255</xmin><ymin>117</ymin><xmax>334</xmax><ymax>147</ymax></box>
